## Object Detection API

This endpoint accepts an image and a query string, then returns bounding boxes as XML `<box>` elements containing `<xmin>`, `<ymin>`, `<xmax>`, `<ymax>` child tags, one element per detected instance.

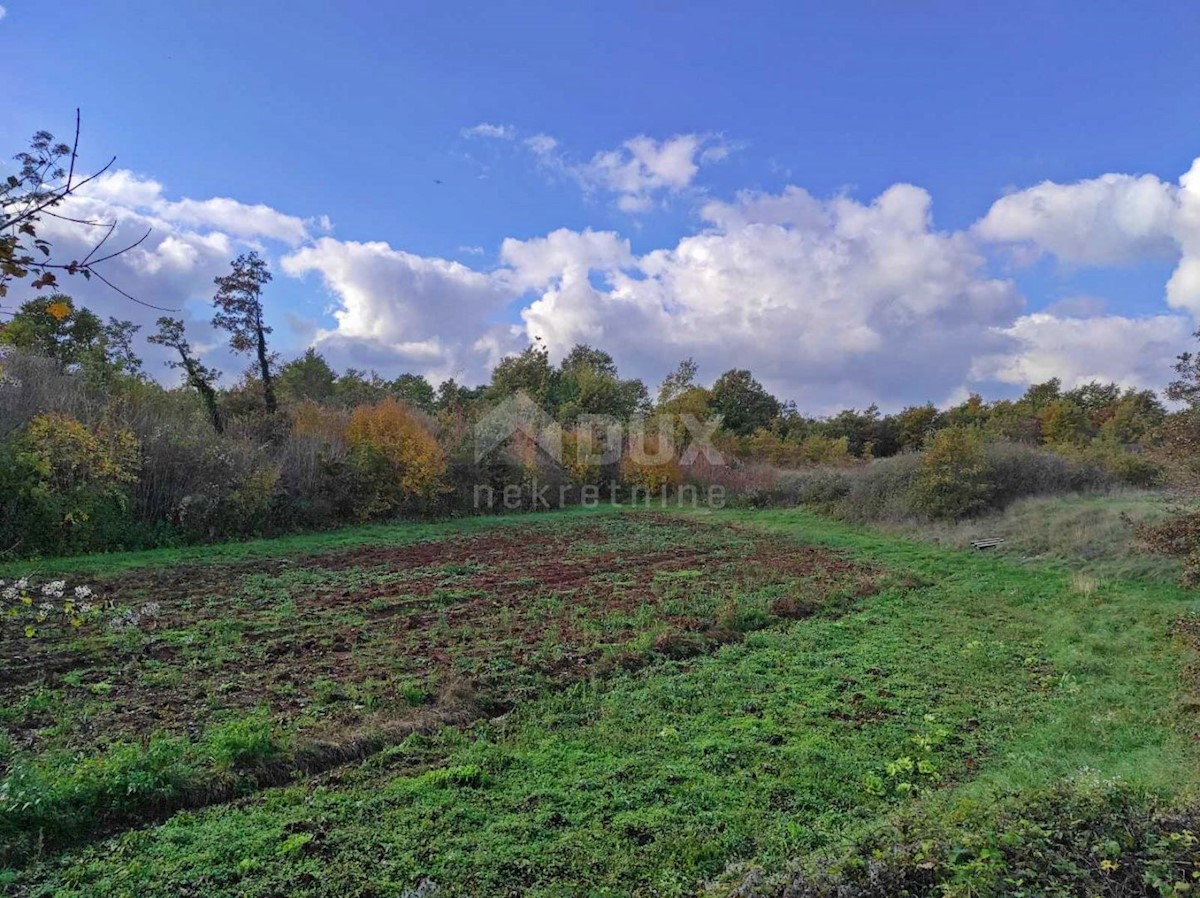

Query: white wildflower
<box><xmin>74</xmin><ymin>585</ymin><xmax>93</xmax><ymax>599</ymax></box>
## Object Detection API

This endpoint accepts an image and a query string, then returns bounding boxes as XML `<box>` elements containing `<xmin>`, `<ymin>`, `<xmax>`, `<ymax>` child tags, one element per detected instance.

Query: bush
<box><xmin>913</xmin><ymin>426</ymin><xmax>992</xmax><ymax>520</ymax></box>
<box><xmin>1132</xmin><ymin>509</ymin><xmax>1200</xmax><ymax>586</ymax></box>
<box><xmin>620</xmin><ymin>433</ymin><xmax>682</xmax><ymax>495</ymax></box>
<box><xmin>0</xmin><ymin>413</ymin><xmax>141</xmax><ymax>555</ymax></box>
<box><xmin>828</xmin><ymin>440</ymin><xmax>1112</xmax><ymax>524</ymax></box>
<box><xmin>841</xmin><ymin>453</ymin><xmax>924</xmax><ymax>521</ymax></box>
<box><xmin>984</xmin><ymin>440</ymin><xmax>1109</xmax><ymax>507</ymax></box>
<box><xmin>347</xmin><ymin>399</ymin><xmax>447</xmax><ymax>517</ymax></box>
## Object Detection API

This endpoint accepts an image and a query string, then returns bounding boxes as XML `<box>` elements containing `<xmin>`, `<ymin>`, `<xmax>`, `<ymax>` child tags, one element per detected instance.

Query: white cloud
<box><xmin>22</xmin><ymin>152</ymin><xmax>1197</xmax><ymax>408</ymax></box>
<box><xmin>524</xmin><ymin>134</ymin><xmax>558</xmax><ymax>155</ymax></box>
<box><xmin>80</xmin><ymin>170</ymin><xmax>318</xmax><ymax>247</ymax></box>
<box><xmin>513</xmin><ymin>183</ymin><xmax>1025</xmax><ymax>411</ymax></box>
<box><xmin>0</xmin><ymin>6</ymin><xmax>7</xmax><ymax>21</ymax></box>
<box><xmin>975</xmin><ymin>172</ymin><xmax>1178</xmax><ymax>265</ymax></box>
<box><xmin>281</xmin><ymin>237</ymin><xmax>514</xmax><ymax>382</ymax></box>
<box><xmin>498</xmin><ymin>228</ymin><xmax>631</xmax><ymax>292</ymax></box>
<box><xmin>462</xmin><ymin>122</ymin><xmax>515</xmax><ymax>140</ymax></box>
<box><xmin>579</xmin><ymin>134</ymin><xmax>715</xmax><ymax>212</ymax></box>
<box><xmin>521</xmin><ymin>132</ymin><xmax>730</xmax><ymax>212</ymax></box>
<box><xmin>975</xmin><ymin>158</ymin><xmax>1200</xmax><ymax>317</ymax></box>
<box><xmin>971</xmin><ymin>312</ymin><xmax>1192</xmax><ymax>390</ymax></box>
<box><xmin>19</xmin><ymin>168</ymin><xmax>326</xmax><ymax>382</ymax></box>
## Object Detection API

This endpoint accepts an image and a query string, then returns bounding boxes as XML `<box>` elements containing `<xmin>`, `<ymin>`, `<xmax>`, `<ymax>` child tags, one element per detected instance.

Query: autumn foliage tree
<box><xmin>346</xmin><ymin>399</ymin><xmax>446</xmax><ymax>516</ymax></box>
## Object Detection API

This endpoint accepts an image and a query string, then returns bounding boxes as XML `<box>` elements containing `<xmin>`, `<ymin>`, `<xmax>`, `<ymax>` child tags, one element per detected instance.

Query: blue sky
<box><xmin>4</xmin><ymin>1</ymin><xmax>1200</xmax><ymax>411</ymax></box>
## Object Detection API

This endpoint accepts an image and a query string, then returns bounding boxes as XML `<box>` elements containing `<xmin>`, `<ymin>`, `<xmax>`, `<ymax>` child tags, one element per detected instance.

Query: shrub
<box><xmin>620</xmin><ymin>433</ymin><xmax>682</xmax><ymax>495</ymax></box>
<box><xmin>0</xmin><ymin>412</ymin><xmax>140</xmax><ymax>555</ymax></box>
<box><xmin>913</xmin><ymin>426</ymin><xmax>992</xmax><ymax>520</ymax></box>
<box><xmin>984</xmin><ymin>440</ymin><xmax>1109</xmax><ymax>506</ymax></box>
<box><xmin>841</xmin><ymin>453</ymin><xmax>925</xmax><ymax>522</ymax></box>
<box><xmin>1131</xmin><ymin>509</ymin><xmax>1200</xmax><ymax>586</ymax></box>
<box><xmin>347</xmin><ymin>399</ymin><xmax>447</xmax><ymax>517</ymax></box>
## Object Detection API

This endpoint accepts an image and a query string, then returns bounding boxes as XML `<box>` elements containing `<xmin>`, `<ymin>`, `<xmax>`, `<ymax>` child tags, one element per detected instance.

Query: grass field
<box><xmin>5</xmin><ymin>505</ymin><xmax>1200</xmax><ymax>896</ymax></box>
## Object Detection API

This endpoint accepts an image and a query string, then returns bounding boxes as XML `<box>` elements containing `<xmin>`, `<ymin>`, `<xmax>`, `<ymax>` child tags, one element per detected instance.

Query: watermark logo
<box><xmin>473</xmin><ymin>391</ymin><xmax>726</xmax><ymax>468</ymax></box>
<box><xmin>473</xmin><ymin>392</ymin><xmax>563</xmax><ymax>464</ymax></box>
<box><xmin>471</xmin><ymin>391</ymin><xmax>729</xmax><ymax>511</ymax></box>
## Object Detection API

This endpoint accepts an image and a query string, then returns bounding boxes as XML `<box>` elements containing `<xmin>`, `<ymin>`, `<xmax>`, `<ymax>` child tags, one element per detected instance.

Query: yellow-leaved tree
<box><xmin>346</xmin><ymin>399</ymin><xmax>446</xmax><ymax>517</ymax></box>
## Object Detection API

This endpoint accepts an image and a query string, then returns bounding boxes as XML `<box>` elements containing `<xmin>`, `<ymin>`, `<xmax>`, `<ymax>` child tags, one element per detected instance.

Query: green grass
<box><xmin>879</xmin><ymin>489</ymin><xmax>1185</xmax><ymax>583</ymax></box>
<box><xmin>7</xmin><ymin>505</ymin><xmax>1200</xmax><ymax>896</ymax></box>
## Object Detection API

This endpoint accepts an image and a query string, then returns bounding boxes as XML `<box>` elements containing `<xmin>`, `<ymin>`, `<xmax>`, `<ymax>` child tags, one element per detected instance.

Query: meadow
<box><xmin>4</xmin><ymin>503</ymin><xmax>1200</xmax><ymax>896</ymax></box>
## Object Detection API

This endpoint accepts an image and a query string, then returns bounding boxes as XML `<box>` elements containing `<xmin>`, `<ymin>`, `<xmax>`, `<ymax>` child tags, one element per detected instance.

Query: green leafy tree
<box><xmin>657</xmin><ymin>358</ymin><xmax>699</xmax><ymax>406</ymax></box>
<box><xmin>391</xmin><ymin>373</ymin><xmax>436</xmax><ymax>412</ymax></box>
<box><xmin>710</xmin><ymin>369</ymin><xmax>781</xmax><ymax>436</ymax></box>
<box><xmin>0</xmin><ymin>295</ymin><xmax>103</xmax><ymax>367</ymax></box>
<box><xmin>489</xmin><ymin>343</ymin><xmax>556</xmax><ymax>409</ymax></box>
<box><xmin>278</xmin><ymin>348</ymin><xmax>337</xmax><ymax>403</ymax></box>
<box><xmin>555</xmin><ymin>344</ymin><xmax>647</xmax><ymax>422</ymax></box>
<box><xmin>148</xmin><ymin>317</ymin><xmax>224</xmax><ymax>434</ymax></box>
<box><xmin>1020</xmin><ymin>378</ymin><xmax>1063</xmax><ymax>413</ymax></box>
<box><xmin>894</xmin><ymin>403</ymin><xmax>941</xmax><ymax>451</ymax></box>
<box><xmin>95</xmin><ymin>317</ymin><xmax>143</xmax><ymax>376</ymax></box>
<box><xmin>334</xmin><ymin>369</ymin><xmax>390</xmax><ymax>406</ymax></box>
<box><xmin>1040</xmin><ymin>399</ymin><xmax>1091</xmax><ymax>447</ymax></box>
<box><xmin>435</xmin><ymin>378</ymin><xmax>485</xmax><ymax>411</ymax></box>
<box><xmin>212</xmin><ymin>252</ymin><xmax>277</xmax><ymax>413</ymax></box>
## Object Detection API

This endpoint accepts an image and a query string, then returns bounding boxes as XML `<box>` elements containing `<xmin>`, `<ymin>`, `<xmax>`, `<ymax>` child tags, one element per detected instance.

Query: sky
<box><xmin>4</xmin><ymin>0</ymin><xmax>1200</xmax><ymax>412</ymax></box>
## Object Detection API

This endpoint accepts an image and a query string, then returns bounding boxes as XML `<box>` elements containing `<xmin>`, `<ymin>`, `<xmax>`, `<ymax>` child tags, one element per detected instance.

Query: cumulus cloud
<box><xmin>975</xmin><ymin>158</ymin><xmax>1200</xmax><ymax>316</ymax></box>
<box><xmin>498</xmin><ymin>228</ymin><xmax>631</xmax><ymax>292</ymax></box>
<box><xmin>79</xmin><ymin>170</ymin><xmax>320</xmax><ymax>246</ymax></box>
<box><xmin>509</xmin><ymin>184</ymin><xmax>1025</xmax><ymax>410</ymax></box>
<box><xmin>281</xmin><ymin>237</ymin><xmax>514</xmax><ymax>383</ymax></box>
<box><xmin>576</xmin><ymin>134</ymin><xmax>722</xmax><ymax>212</ymax></box>
<box><xmin>971</xmin><ymin>312</ymin><xmax>1192</xmax><ymax>390</ymax></box>
<box><xmin>21</xmin><ymin>169</ymin><xmax>326</xmax><ymax>381</ymax></box>
<box><xmin>22</xmin><ymin>150</ymin><xmax>1198</xmax><ymax>408</ymax></box>
<box><xmin>462</xmin><ymin>122</ymin><xmax>515</xmax><ymax>140</ymax></box>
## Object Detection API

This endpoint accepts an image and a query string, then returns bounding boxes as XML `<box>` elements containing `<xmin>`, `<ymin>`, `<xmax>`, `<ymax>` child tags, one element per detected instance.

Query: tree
<box><xmin>914</xmin><ymin>426</ymin><xmax>992</xmax><ymax>520</ymax></box>
<box><xmin>1039</xmin><ymin>399</ymin><xmax>1090</xmax><ymax>447</ymax></box>
<box><xmin>710</xmin><ymin>369</ymin><xmax>781</xmax><ymax>436</ymax></box>
<box><xmin>555</xmin><ymin>344</ymin><xmax>647</xmax><ymax>422</ymax></box>
<box><xmin>657</xmin><ymin>358</ymin><xmax>699</xmax><ymax>406</ymax></box>
<box><xmin>148</xmin><ymin>317</ymin><xmax>223</xmax><ymax>434</ymax></box>
<box><xmin>1168</xmin><ymin>332</ymin><xmax>1200</xmax><ymax>409</ymax></box>
<box><xmin>489</xmin><ymin>343</ymin><xmax>555</xmax><ymax>409</ymax></box>
<box><xmin>894</xmin><ymin>403</ymin><xmax>941</xmax><ymax>452</ymax></box>
<box><xmin>391</xmin><ymin>373</ymin><xmax>436</xmax><ymax>412</ymax></box>
<box><xmin>0</xmin><ymin>295</ymin><xmax>103</xmax><ymax>368</ymax></box>
<box><xmin>278</xmin><ymin>348</ymin><xmax>337</xmax><ymax>403</ymax></box>
<box><xmin>561</xmin><ymin>344</ymin><xmax>619</xmax><ymax>378</ymax></box>
<box><xmin>435</xmin><ymin>378</ymin><xmax>484</xmax><ymax>411</ymax></box>
<box><xmin>95</xmin><ymin>317</ymin><xmax>143</xmax><ymax>376</ymax></box>
<box><xmin>1019</xmin><ymin>378</ymin><xmax>1062</xmax><ymax>413</ymax></box>
<box><xmin>335</xmin><ymin>369</ymin><xmax>390</xmax><ymax>407</ymax></box>
<box><xmin>212</xmin><ymin>252</ymin><xmax>277</xmax><ymax>413</ymax></box>
<box><xmin>2</xmin><ymin>115</ymin><xmax>150</xmax><ymax>303</ymax></box>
